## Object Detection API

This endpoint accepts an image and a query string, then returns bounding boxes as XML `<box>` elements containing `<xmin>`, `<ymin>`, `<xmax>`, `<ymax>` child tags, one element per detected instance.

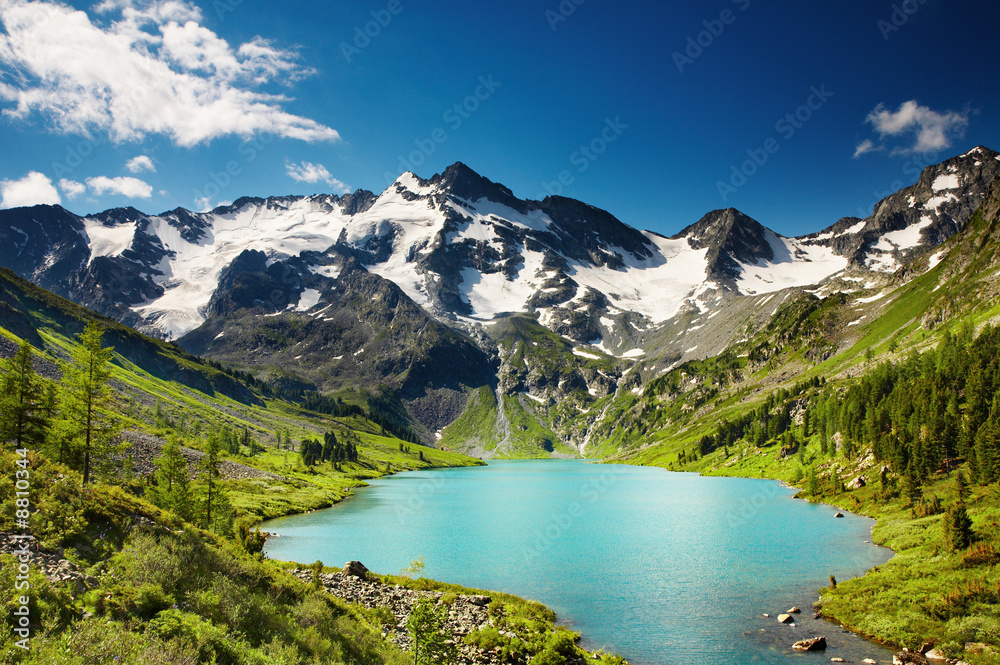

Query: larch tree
<box><xmin>60</xmin><ymin>322</ymin><xmax>121</xmax><ymax>484</ymax></box>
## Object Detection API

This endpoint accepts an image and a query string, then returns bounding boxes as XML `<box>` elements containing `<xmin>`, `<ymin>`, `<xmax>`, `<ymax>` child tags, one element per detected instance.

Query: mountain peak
<box><xmin>674</xmin><ymin>208</ymin><xmax>775</xmax><ymax>283</ymax></box>
<box><xmin>425</xmin><ymin>162</ymin><xmax>526</xmax><ymax>211</ymax></box>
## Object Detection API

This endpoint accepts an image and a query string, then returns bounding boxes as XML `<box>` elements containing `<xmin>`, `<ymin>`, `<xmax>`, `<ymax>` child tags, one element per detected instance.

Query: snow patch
<box><xmin>932</xmin><ymin>174</ymin><xmax>960</xmax><ymax>191</ymax></box>
<box><xmin>573</xmin><ymin>349</ymin><xmax>601</xmax><ymax>360</ymax></box>
<box><xmin>84</xmin><ymin>219</ymin><xmax>137</xmax><ymax>264</ymax></box>
<box><xmin>737</xmin><ymin>231</ymin><xmax>849</xmax><ymax>295</ymax></box>
<box><xmin>294</xmin><ymin>289</ymin><xmax>322</xmax><ymax>312</ymax></box>
<box><xmin>925</xmin><ymin>193</ymin><xmax>958</xmax><ymax>213</ymax></box>
<box><xmin>309</xmin><ymin>265</ymin><xmax>342</xmax><ymax>280</ymax></box>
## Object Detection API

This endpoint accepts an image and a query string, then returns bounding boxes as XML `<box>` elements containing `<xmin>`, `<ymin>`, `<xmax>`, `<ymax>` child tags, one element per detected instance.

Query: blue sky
<box><xmin>1</xmin><ymin>0</ymin><xmax>998</xmax><ymax>237</ymax></box>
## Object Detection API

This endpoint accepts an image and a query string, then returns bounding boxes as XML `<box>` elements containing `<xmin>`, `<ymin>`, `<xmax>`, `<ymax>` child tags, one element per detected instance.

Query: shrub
<box><xmin>528</xmin><ymin>629</ymin><xmax>578</xmax><ymax>665</ymax></box>
<box><xmin>961</xmin><ymin>542</ymin><xmax>998</xmax><ymax>567</ymax></box>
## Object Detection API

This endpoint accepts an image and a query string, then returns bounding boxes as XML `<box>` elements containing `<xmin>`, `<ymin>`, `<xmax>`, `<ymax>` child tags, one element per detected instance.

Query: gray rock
<box><xmin>777</xmin><ymin>614</ymin><xmax>795</xmax><ymax>624</ymax></box>
<box><xmin>343</xmin><ymin>561</ymin><xmax>370</xmax><ymax>579</ymax></box>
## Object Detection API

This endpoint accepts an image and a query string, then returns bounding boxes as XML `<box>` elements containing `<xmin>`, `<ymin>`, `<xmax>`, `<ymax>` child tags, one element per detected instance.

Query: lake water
<box><xmin>263</xmin><ymin>460</ymin><xmax>895</xmax><ymax>665</ymax></box>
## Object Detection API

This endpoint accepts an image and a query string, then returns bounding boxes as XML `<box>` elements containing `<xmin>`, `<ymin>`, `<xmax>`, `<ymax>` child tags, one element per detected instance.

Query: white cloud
<box><xmin>285</xmin><ymin>160</ymin><xmax>350</xmax><ymax>194</ymax></box>
<box><xmin>0</xmin><ymin>0</ymin><xmax>340</xmax><ymax>147</ymax></box>
<box><xmin>852</xmin><ymin>139</ymin><xmax>880</xmax><ymax>159</ymax></box>
<box><xmin>0</xmin><ymin>171</ymin><xmax>61</xmax><ymax>208</ymax></box>
<box><xmin>59</xmin><ymin>178</ymin><xmax>87</xmax><ymax>198</ymax></box>
<box><xmin>125</xmin><ymin>155</ymin><xmax>155</xmax><ymax>173</ymax></box>
<box><xmin>194</xmin><ymin>196</ymin><xmax>230</xmax><ymax>213</ymax></box>
<box><xmin>859</xmin><ymin>100</ymin><xmax>970</xmax><ymax>156</ymax></box>
<box><xmin>86</xmin><ymin>175</ymin><xmax>153</xmax><ymax>198</ymax></box>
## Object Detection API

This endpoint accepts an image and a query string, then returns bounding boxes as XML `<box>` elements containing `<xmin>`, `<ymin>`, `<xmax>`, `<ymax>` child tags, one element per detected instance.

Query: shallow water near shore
<box><xmin>263</xmin><ymin>459</ymin><xmax>894</xmax><ymax>665</ymax></box>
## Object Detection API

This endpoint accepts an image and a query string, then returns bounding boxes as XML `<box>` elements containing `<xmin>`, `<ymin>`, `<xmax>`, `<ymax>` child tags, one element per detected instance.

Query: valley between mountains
<box><xmin>4</xmin><ymin>145</ymin><xmax>1000</xmax><ymax>664</ymax></box>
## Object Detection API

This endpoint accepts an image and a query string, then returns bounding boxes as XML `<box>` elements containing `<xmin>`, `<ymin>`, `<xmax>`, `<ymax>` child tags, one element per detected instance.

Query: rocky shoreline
<box><xmin>291</xmin><ymin>561</ymin><xmax>605</xmax><ymax>665</ymax></box>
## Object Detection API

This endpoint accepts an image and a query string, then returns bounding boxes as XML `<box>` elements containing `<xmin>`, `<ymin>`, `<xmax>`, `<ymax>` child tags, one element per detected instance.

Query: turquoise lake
<box><xmin>262</xmin><ymin>460</ymin><xmax>895</xmax><ymax>665</ymax></box>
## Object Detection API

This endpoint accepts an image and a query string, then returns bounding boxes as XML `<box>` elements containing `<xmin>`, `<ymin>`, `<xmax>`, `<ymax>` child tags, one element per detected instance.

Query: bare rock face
<box><xmin>792</xmin><ymin>636</ymin><xmax>827</xmax><ymax>652</ymax></box>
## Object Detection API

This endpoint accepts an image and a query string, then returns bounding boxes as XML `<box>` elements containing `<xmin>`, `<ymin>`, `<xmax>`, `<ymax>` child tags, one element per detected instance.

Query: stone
<box><xmin>831</xmin><ymin>659</ymin><xmax>847</xmax><ymax>663</ymax></box>
<box><xmin>834</xmin><ymin>512</ymin><xmax>845</xmax><ymax>518</ymax></box>
<box><xmin>792</xmin><ymin>636</ymin><xmax>827</xmax><ymax>652</ymax></box>
<box><xmin>786</xmin><ymin>607</ymin><xmax>801</xmax><ymax>614</ymax></box>
<box><xmin>777</xmin><ymin>614</ymin><xmax>795</xmax><ymax>624</ymax></box>
<box><xmin>848</xmin><ymin>476</ymin><xmax>867</xmax><ymax>490</ymax></box>
<box><xmin>893</xmin><ymin>650</ymin><xmax>928</xmax><ymax>665</ymax></box>
<box><xmin>342</xmin><ymin>561</ymin><xmax>370</xmax><ymax>579</ymax></box>
<box><xmin>924</xmin><ymin>649</ymin><xmax>949</xmax><ymax>663</ymax></box>
<box><xmin>862</xmin><ymin>660</ymin><xmax>877</xmax><ymax>664</ymax></box>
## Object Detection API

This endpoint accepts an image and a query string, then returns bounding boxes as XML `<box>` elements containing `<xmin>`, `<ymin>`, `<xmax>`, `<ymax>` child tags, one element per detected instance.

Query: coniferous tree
<box><xmin>0</xmin><ymin>340</ymin><xmax>53</xmax><ymax>451</ymax></box>
<box><xmin>201</xmin><ymin>432</ymin><xmax>230</xmax><ymax>533</ymax></box>
<box><xmin>942</xmin><ymin>501</ymin><xmax>974</xmax><ymax>551</ymax></box>
<box><xmin>59</xmin><ymin>322</ymin><xmax>121</xmax><ymax>484</ymax></box>
<box><xmin>905</xmin><ymin>461</ymin><xmax>923</xmax><ymax>506</ymax></box>
<box><xmin>955</xmin><ymin>469</ymin><xmax>969</xmax><ymax>502</ymax></box>
<box><xmin>148</xmin><ymin>437</ymin><xmax>193</xmax><ymax>520</ymax></box>
<box><xmin>807</xmin><ymin>466</ymin><xmax>819</xmax><ymax>496</ymax></box>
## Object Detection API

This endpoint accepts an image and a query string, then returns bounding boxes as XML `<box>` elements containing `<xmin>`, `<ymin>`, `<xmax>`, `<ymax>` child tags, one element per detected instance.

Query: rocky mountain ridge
<box><xmin>1</xmin><ymin>147</ymin><xmax>998</xmax><ymax>454</ymax></box>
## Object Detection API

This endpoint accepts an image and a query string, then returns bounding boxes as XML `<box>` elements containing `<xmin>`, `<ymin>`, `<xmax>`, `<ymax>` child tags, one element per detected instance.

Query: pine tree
<box><xmin>0</xmin><ymin>340</ymin><xmax>53</xmax><ymax>451</ymax></box>
<box><xmin>904</xmin><ymin>461</ymin><xmax>923</xmax><ymax>506</ymax></box>
<box><xmin>942</xmin><ymin>501</ymin><xmax>974</xmax><ymax>551</ymax></box>
<box><xmin>148</xmin><ymin>436</ymin><xmax>192</xmax><ymax>520</ymax></box>
<box><xmin>955</xmin><ymin>470</ymin><xmax>968</xmax><ymax>502</ymax></box>
<box><xmin>60</xmin><ymin>322</ymin><xmax>121</xmax><ymax>484</ymax></box>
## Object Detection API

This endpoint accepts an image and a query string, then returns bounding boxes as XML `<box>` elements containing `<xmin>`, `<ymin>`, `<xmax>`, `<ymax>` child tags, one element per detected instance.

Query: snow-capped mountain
<box><xmin>2</xmin><ymin>147</ymin><xmax>999</xmax><ymax>451</ymax></box>
<box><xmin>1</xmin><ymin>148</ymin><xmax>998</xmax><ymax>348</ymax></box>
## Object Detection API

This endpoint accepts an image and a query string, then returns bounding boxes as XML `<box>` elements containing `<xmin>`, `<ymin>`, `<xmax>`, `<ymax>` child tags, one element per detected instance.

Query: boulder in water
<box><xmin>792</xmin><ymin>636</ymin><xmax>827</xmax><ymax>651</ymax></box>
